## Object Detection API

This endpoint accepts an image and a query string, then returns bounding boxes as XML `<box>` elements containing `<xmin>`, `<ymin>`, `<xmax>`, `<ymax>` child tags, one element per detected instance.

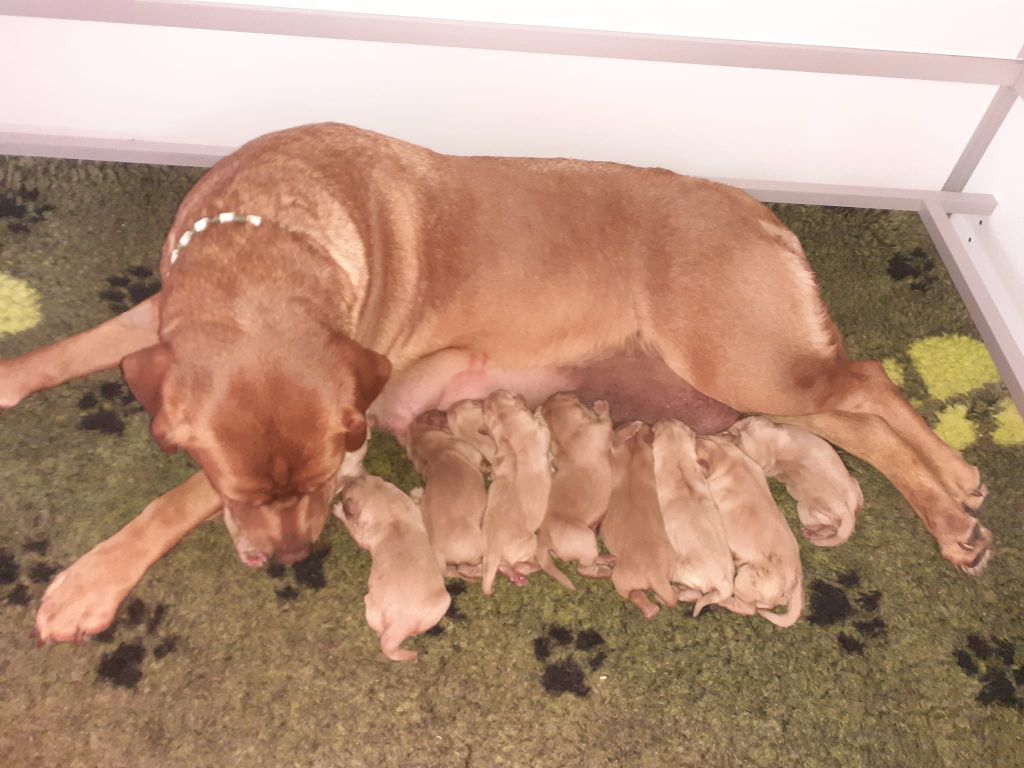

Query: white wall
<box><xmin>0</xmin><ymin>15</ymin><xmax>997</xmax><ymax>190</ymax></box>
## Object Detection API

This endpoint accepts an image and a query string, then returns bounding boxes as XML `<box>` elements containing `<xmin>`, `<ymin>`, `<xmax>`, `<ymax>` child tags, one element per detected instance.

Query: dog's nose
<box><xmin>274</xmin><ymin>546</ymin><xmax>312</xmax><ymax>565</ymax></box>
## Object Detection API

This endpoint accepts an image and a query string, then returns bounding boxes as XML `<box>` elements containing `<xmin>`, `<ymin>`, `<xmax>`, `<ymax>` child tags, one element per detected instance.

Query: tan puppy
<box><xmin>652</xmin><ymin>419</ymin><xmax>734</xmax><ymax>615</ymax></box>
<box><xmin>536</xmin><ymin>393</ymin><xmax>615</xmax><ymax>590</ymax></box>
<box><xmin>335</xmin><ymin>476</ymin><xmax>450</xmax><ymax>661</ymax></box>
<box><xmin>446</xmin><ymin>398</ymin><xmax>497</xmax><ymax>465</ymax></box>
<box><xmin>407</xmin><ymin>409</ymin><xmax>488</xmax><ymax>579</ymax></box>
<box><xmin>728</xmin><ymin>416</ymin><xmax>863</xmax><ymax>547</ymax></box>
<box><xmin>479</xmin><ymin>390</ymin><xmax>552</xmax><ymax>594</ymax></box>
<box><xmin>696</xmin><ymin>435</ymin><xmax>803</xmax><ymax>627</ymax></box>
<box><xmin>600</xmin><ymin>422</ymin><xmax>679</xmax><ymax>619</ymax></box>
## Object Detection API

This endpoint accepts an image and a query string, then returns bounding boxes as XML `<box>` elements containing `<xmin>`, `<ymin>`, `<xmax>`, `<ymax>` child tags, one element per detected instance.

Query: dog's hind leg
<box><xmin>1</xmin><ymin>295</ymin><xmax>160</xmax><ymax>409</ymax></box>
<box><xmin>817</xmin><ymin>360</ymin><xmax>986</xmax><ymax>510</ymax></box>
<box><xmin>642</xmin><ymin>227</ymin><xmax>989</xmax><ymax>573</ymax></box>
<box><xmin>769</xmin><ymin>405</ymin><xmax>991</xmax><ymax>574</ymax></box>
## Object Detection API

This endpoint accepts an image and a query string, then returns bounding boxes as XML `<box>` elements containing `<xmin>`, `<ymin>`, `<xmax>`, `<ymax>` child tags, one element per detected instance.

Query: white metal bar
<box><xmin>730</xmin><ymin>178</ymin><xmax>997</xmax><ymax>216</ymax></box>
<box><xmin>1</xmin><ymin>0</ymin><xmax>1020</xmax><ymax>86</ymax></box>
<box><xmin>943</xmin><ymin>46</ymin><xmax>1024</xmax><ymax>192</ymax></box>
<box><xmin>919</xmin><ymin>201</ymin><xmax>1024</xmax><ymax>410</ymax></box>
<box><xmin>0</xmin><ymin>130</ymin><xmax>998</xmax><ymax>216</ymax></box>
<box><xmin>0</xmin><ymin>131</ymin><xmax>225</xmax><ymax>168</ymax></box>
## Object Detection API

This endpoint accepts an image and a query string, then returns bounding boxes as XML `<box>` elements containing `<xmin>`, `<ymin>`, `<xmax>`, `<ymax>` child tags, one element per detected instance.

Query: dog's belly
<box><xmin>566</xmin><ymin>353</ymin><xmax>739</xmax><ymax>434</ymax></box>
<box><xmin>373</xmin><ymin>350</ymin><xmax>738</xmax><ymax>438</ymax></box>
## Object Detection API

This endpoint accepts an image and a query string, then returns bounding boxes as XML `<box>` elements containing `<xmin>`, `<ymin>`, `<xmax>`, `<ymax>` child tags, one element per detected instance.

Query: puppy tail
<box><xmin>481</xmin><ymin>547</ymin><xmax>500</xmax><ymax>596</ymax></box>
<box><xmin>536</xmin><ymin>537</ymin><xmax>575</xmax><ymax>591</ymax></box>
<box><xmin>693</xmin><ymin>589</ymin><xmax>720</xmax><ymax>617</ymax></box>
<box><xmin>759</xmin><ymin>574</ymin><xmax>803</xmax><ymax>628</ymax></box>
<box><xmin>652</xmin><ymin>573</ymin><xmax>678</xmax><ymax>609</ymax></box>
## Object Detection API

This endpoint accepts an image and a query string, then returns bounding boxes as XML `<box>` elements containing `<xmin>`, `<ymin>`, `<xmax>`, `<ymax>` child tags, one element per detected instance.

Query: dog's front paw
<box><xmin>34</xmin><ymin>545</ymin><xmax>139</xmax><ymax>644</ymax></box>
<box><xmin>0</xmin><ymin>360</ymin><xmax>30</xmax><ymax>410</ymax></box>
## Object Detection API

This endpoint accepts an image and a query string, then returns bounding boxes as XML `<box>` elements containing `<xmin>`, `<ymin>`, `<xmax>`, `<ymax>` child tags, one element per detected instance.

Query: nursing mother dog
<box><xmin>0</xmin><ymin>123</ymin><xmax>991</xmax><ymax>644</ymax></box>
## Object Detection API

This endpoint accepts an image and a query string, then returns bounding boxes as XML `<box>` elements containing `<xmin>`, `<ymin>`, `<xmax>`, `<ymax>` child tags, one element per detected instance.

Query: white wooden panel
<box><xmin>0</xmin><ymin>16</ymin><xmax>994</xmax><ymax>189</ymax></box>
<box><xmin>200</xmin><ymin>0</ymin><xmax>1024</xmax><ymax>58</ymax></box>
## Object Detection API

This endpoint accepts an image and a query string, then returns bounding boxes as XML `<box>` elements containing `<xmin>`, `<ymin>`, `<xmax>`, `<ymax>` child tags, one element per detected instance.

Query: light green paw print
<box><xmin>882</xmin><ymin>335</ymin><xmax>1023</xmax><ymax>449</ymax></box>
<box><xmin>0</xmin><ymin>271</ymin><xmax>42</xmax><ymax>336</ymax></box>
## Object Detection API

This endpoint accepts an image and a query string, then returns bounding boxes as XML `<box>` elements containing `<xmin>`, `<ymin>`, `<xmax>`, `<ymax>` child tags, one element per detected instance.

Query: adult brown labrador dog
<box><xmin>0</xmin><ymin>123</ymin><xmax>989</xmax><ymax>643</ymax></box>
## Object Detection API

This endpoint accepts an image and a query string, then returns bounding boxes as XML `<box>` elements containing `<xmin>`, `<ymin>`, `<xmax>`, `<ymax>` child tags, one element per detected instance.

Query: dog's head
<box><xmin>123</xmin><ymin>332</ymin><xmax>390</xmax><ymax>568</ymax></box>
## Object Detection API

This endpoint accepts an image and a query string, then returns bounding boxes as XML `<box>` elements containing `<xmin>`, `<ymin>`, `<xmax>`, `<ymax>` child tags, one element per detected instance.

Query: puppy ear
<box><xmin>122</xmin><ymin>344</ymin><xmax>185</xmax><ymax>454</ymax></box>
<box><xmin>416</xmin><ymin>409</ymin><xmax>449</xmax><ymax>430</ymax></box>
<box><xmin>613</xmin><ymin>421</ymin><xmax>643</xmax><ymax>447</ymax></box>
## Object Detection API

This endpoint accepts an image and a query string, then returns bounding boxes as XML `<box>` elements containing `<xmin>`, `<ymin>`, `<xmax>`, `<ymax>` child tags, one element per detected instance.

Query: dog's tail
<box><xmin>759</xmin><ymin>573</ymin><xmax>803</xmax><ymax>628</ymax></box>
<box><xmin>535</xmin><ymin>529</ymin><xmax>575</xmax><ymax>591</ymax></box>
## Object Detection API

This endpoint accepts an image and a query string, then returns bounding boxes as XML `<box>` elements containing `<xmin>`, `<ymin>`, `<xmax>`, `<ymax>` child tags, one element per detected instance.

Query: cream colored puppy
<box><xmin>407</xmin><ymin>409</ymin><xmax>488</xmax><ymax>579</ymax></box>
<box><xmin>696</xmin><ymin>435</ymin><xmax>803</xmax><ymax>627</ymax></box>
<box><xmin>536</xmin><ymin>393</ymin><xmax>615</xmax><ymax>590</ymax></box>
<box><xmin>600</xmin><ymin>422</ymin><xmax>679</xmax><ymax>619</ymax></box>
<box><xmin>479</xmin><ymin>390</ymin><xmax>552</xmax><ymax>594</ymax></box>
<box><xmin>652</xmin><ymin>419</ymin><xmax>734</xmax><ymax>615</ymax></box>
<box><xmin>728</xmin><ymin>416</ymin><xmax>863</xmax><ymax>547</ymax></box>
<box><xmin>446</xmin><ymin>399</ymin><xmax>497</xmax><ymax>465</ymax></box>
<box><xmin>335</xmin><ymin>476</ymin><xmax>450</xmax><ymax>661</ymax></box>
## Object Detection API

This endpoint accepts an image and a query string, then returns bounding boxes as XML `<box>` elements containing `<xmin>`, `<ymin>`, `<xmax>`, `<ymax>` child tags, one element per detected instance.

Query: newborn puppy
<box><xmin>536</xmin><ymin>393</ymin><xmax>615</xmax><ymax>590</ymax></box>
<box><xmin>599</xmin><ymin>421</ymin><xmax>679</xmax><ymax>619</ymax></box>
<box><xmin>652</xmin><ymin>419</ymin><xmax>734</xmax><ymax>615</ymax></box>
<box><xmin>728</xmin><ymin>416</ymin><xmax>863</xmax><ymax>547</ymax></box>
<box><xmin>479</xmin><ymin>390</ymin><xmax>552</xmax><ymax>594</ymax></box>
<box><xmin>407</xmin><ymin>409</ymin><xmax>488</xmax><ymax>579</ymax></box>
<box><xmin>696</xmin><ymin>435</ymin><xmax>803</xmax><ymax>627</ymax></box>
<box><xmin>446</xmin><ymin>399</ymin><xmax>497</xmax><ymax>465</ymax></box>
<box><xmin>335</xmin><ymin>476</ymin><xmax>450</xmax><ymax>661</ymax></box>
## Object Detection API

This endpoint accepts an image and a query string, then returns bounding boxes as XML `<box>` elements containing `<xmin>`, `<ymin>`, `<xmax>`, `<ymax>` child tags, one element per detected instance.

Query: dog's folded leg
<box><xmin>1</xmin><ymin>296</ymin><xmax>160</xmax><ymax>410</ymax></box>
<box><xmin>773</xmin><ymin>410</ymin><xmax>993</xmax><ymax>574</ymax></box>
<box><xmin>34</xmin><ymin>470</ymin><xmax>219</xmax><ymax>644</ymax></box>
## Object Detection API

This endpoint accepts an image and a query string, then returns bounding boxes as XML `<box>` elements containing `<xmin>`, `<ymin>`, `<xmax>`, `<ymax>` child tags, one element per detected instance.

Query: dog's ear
<box><xmin>122</xmin><ymin>344</ymin><xmax>171</xmax><ymax>416</ymax></box>
<box><xmin>122</xmin><ymin>344</ymin><xmax>186</xmax><ymax>454</ymax></box>
<box><xmin>339</xmin><ymin>407</ymin><xmax>368</xmax><ymax>453</ymax></box>
<box><xmin>332</xmin><ymin>334</ymin><xmax>391</xmax><ymax>412</ymax></box>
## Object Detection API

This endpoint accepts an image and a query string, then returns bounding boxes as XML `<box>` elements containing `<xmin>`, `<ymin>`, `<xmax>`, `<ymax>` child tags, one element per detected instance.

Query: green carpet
<box><xmin>1</xmin><ymin>156</ymin><xmax>1023</xmax><ymax>768</ymax></box>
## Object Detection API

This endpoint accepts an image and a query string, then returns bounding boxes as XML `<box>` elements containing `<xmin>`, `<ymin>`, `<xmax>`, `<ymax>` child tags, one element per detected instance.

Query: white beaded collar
<box><xmin>169</xmin><ymin>212</ymin><xmax>264</xmax><ymax>266</ymax></box>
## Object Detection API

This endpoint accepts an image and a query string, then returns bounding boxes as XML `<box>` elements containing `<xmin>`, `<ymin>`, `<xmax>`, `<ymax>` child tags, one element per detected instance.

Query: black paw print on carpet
<box><xmin>266</xmin><ymin>547</ymin><xmax>331</xmax><ymax>601</ymax></box>
<box><xmin>0</xmin><ymin>184</ymin><xmax>55</xmax><ymax>235</ymax></box>
<box><xmin>94</xmin><ymin>597</ymin><xmax>179</xmax><ymax>689</ymax></box>
<box><xmin>423</xmin><ymin>580</ymin><xmax>470</xmax><ymax>640</ymax></box>
<box><xmin>532</xmin><ymin>625</ymin><xmax>608</xmax><ymax>697</ymax></box>
<box><xmin>1</xmin><ymin>539</ymin><xmax>63</xmax><ymax>609</ymax></box>
<box><xmin>77</xmin><ymin>380</ymin><xmax>143</xmax><ymax>436</ymax></box>
<box><xmin>953</xmin><ymin>634</ymin><xmax>1024</xmax><ymax>710</ymax></box>
<box><xmin>807</xmin><ymin>571</ymin><xmax>886</xmax><ymax>654</ymax></box>
<box><xmin>100</xmin><ymin>266</ymin><xmax>161</xmax><ymax>315</ymax></box>
<box><xmin>887</xmin><ymin>247</ymin><xmax>939</xmax><ymax>293</ymax></box>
